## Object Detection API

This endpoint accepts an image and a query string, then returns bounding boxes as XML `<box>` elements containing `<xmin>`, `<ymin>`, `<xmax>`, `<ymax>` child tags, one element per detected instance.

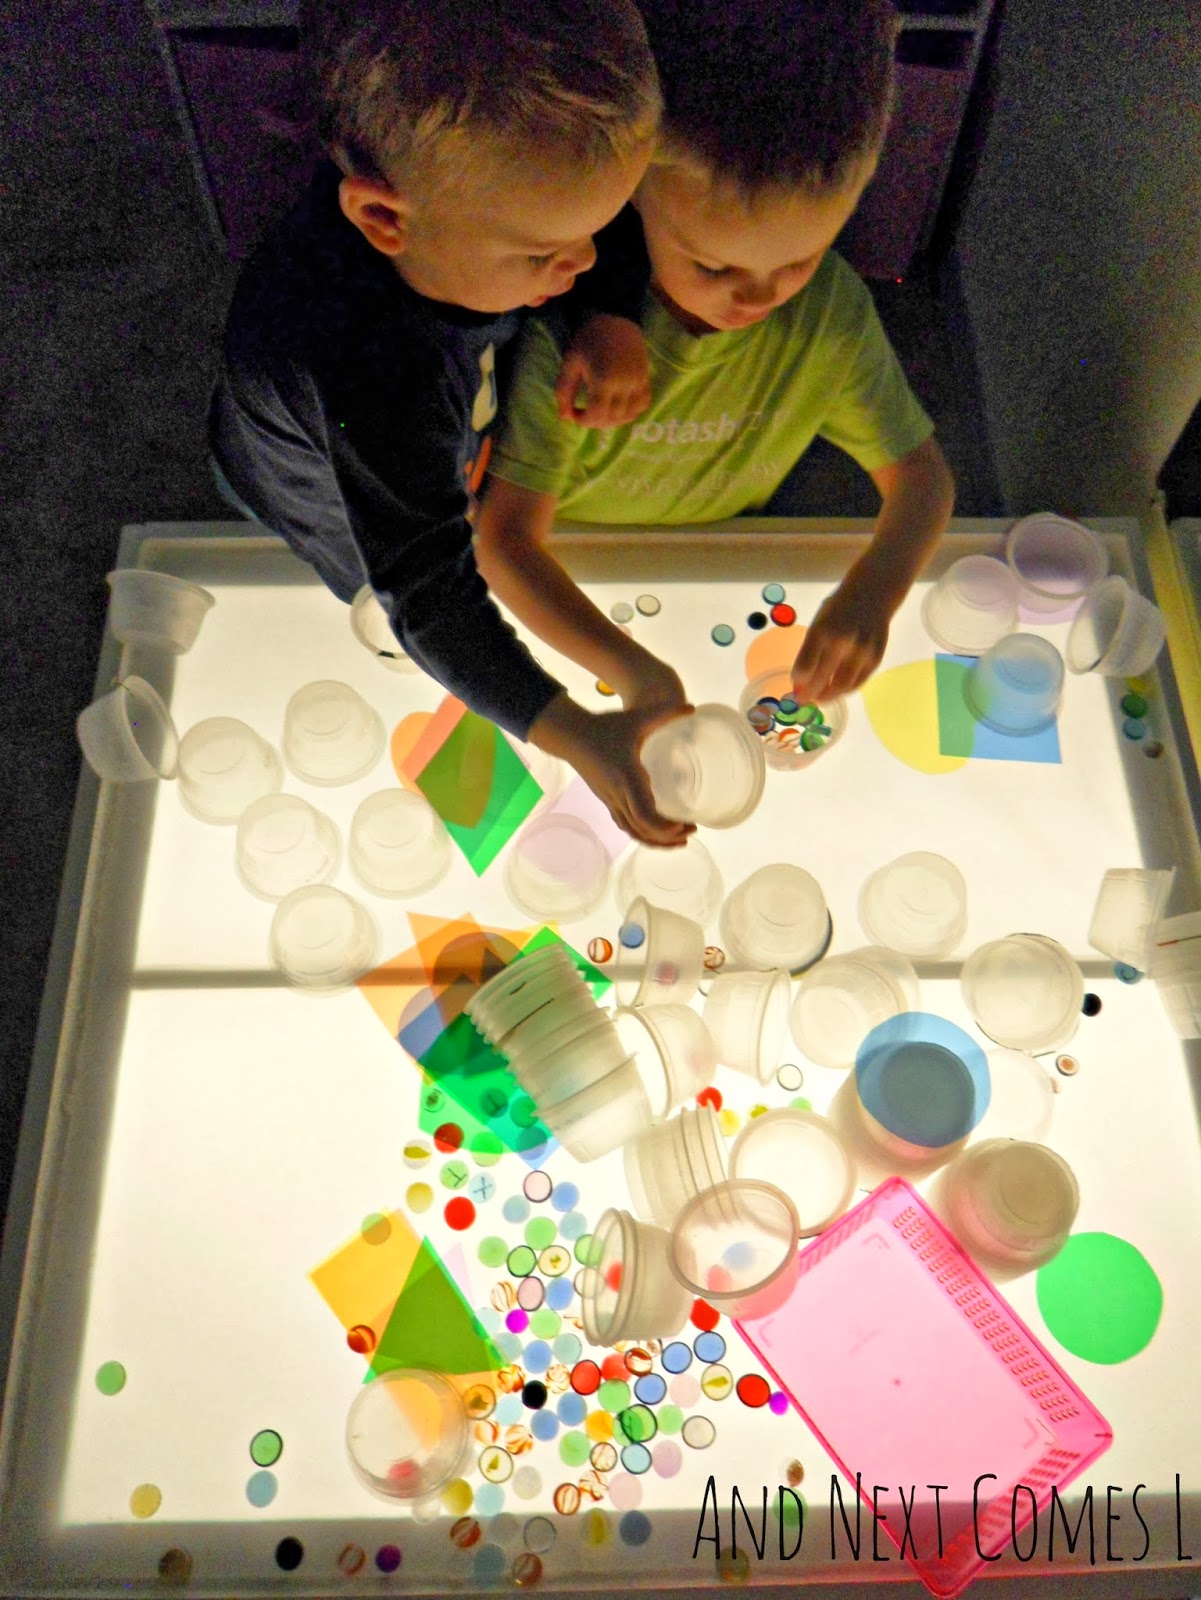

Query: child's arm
<box><xmin>555</xmin><ymin>205</ymin><xmax>653</xmax><ymax>429</ymax></box>
<box><xmin>791</xmin><ymin>434</ymin><xmax>955</xmax><ymax>700</ymax></box>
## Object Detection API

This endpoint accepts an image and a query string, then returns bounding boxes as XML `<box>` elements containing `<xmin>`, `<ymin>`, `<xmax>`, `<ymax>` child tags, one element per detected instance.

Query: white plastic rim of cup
<box><xmin>970</xmin><ymin>1049</ymin><xmax>1055</xmax><ymax>1144</ymax></box>
<box><xmin>177</xmin><ymin>716</ymin><xmax>285</xmax><ymax>825</ymax></box>
<box><xmin>76</xmin><ymin>675</ymin><xmax>179</xmax><ymax>783</ymax></box>
<box><xmin>504</xmin><ymin>813</ymin><xmax>610</xmax><ymax>924</ymax></box>
<box><xmin>789</xmin><ymin>948</ymin><xmax>917</xmax><ymax>1070</ymax></box>
<box><xmin>960</xmin><ymin>933</ymin><xmax>1083</xmax><ymax>1052</ymax></box>
<box><xmin>235</xmin><ymin>793</ymin><xmax>341</xmax><ymax>901</ymax></box>
<box><xmin>581</xmin><ymin>1208</ymin><xmax>692</xmax><ymax>1345</ymax></box>
<box><xmin>854</xmin><ymin>1010</ymin><xmax>991</xmax><ymax>1161</ymax></box>
<box><xmin>857</xmin><ymin>851</ymin><xmax>968</xmax><ymax>958</ymax></box>
<box><xmin>728</xmin><ymin>1107</ymin><xmax>855</xmax><ymax>1238</ymax></box>
<box><xmin>668</xmin><ymin>1179</ymin><xmax>800</xmax><ymax>1322</ymax></box>
<box><xmin>615</xmin><ymin>836</ymin><xmax>724</xmax><ymax>926</ymax></box>
<box><xmin>613</xmin><ymin>896</ymin><xmax>705</xmax><ymax>1008</ymax></box>
<box><xmin>1005</xmin><ymin>512</ymin><xmax>1108</xmax><ymax>614</ymax></box>
<box><xmin>614</xmin><ymin>1004</ymin><xmax>718</xmax><ymax>1117</ymax></box>
<box><xmin>623</xmin><ymin>1106</ymin><xmax>727</xmax><ymax>1228</ymax></box>
<box><xmin>1088</xmin><ymin>866</ymin><xmax>1176</xmax><ymax>970</ymax></box>
<box><xmin>349</xmin><ymin>789</ymin><xmax>453</xmax><ymax>898</ymax></box>
<box><xmin>702</xmin><ymin>968</ymin><xmax>792</xmax><ymax>1082</ymax></box>
<box><xmin>269</xmin><ymin>884</ymin><xmax>379</xmax><ymax>992</ymax></box>
<box><xmin>639</xmin><ymin>703</ymin><xmax>766</xmax><ymax>828</ymax></box>
<box><xmin>963</xmin><ymin>633</ymin><xmax>1065</xmax><ymax>736</ymax></box>
<box><xmin>345</xmin><ymin>1368</ymin><xmax>470</xmax><ymax>1500</ymax></box>
<box><xmin>1065</xmin><ymin>575</ymin><xmax>1166</xmax><ymax>677</ymax></box>
<box><xmin>944</xmin><ymin>1138</ymin><xmax>1079</xmax><ymax>1268</ymax></box>
<box><xmin>738</xmin><ymin>668</ymin><xmax>848</xmax><ymax>773</ymax></box>
<box><xmin>349</xmin><ymin>585</ymin><xmax>421</xmax><ymax>673</ymax></box>
<box><xmin>920</xmin><ymin>554</ymin><xmax>1020</xmax><ymax>656</ymax></box>
<box><xmin>105</xmin><ymin>568</ymin><xmax>216</xmax><ymax>654</ymax></box>
<box><xmin>719</xmin><ymin>863</ymin><xmax>831</xmax><ymax>974</ymax></box>
<box><xmin>282</xmin><ymin>680</ymin><xmax>386</xmax><ymax>786</ymax></box>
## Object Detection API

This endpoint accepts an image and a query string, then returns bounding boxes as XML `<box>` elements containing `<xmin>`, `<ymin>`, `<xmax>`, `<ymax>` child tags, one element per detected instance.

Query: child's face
<box><xmin>342</xmin><ymin>142</ymin><xmax>653</xmax><ymax>315</ymax></box>
<box><xmin>633</xmin><ymin>162</ymin><xmax>873</xmax><ymax>334</ymax></box>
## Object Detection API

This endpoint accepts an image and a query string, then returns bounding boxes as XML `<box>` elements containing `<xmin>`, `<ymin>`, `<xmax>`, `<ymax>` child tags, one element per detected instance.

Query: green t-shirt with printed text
<box><xmin>490</xmin><ymin>250</ymin><xmax>933</xmax><ymax>524</ymax></box>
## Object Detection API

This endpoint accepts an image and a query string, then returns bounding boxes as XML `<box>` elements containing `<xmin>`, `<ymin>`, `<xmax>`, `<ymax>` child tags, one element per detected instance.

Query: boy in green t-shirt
<box><xmin>475</xmin><ymin>0</ymin><xmax>955</xmax><ymax>715</ymax></box>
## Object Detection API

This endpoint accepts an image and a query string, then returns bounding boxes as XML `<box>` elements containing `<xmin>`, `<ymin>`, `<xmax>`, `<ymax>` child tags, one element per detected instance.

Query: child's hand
<box><xmin>555</xmin><ymin>313</ymin><xmax>652</xmax><ymax>429</ymax></box>
<box><xmin>617</xmin><ymin>656</ymin><xmax>689</xmax><ymax>720</ymax></box>
<box><xmin>791</xmin><ymin>578</ymin><xmax>892</xmax><ymax>700</ymax></box>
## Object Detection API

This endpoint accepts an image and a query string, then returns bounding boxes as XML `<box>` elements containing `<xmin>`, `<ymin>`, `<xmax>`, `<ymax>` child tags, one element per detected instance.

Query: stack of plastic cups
<box><xmin>580</xmin><ymin>1208</ymin><xmax>694</xmax><ymax>1345</ymax></box>
<box><xmin>669</xmin><ymin>1180</ymin><xmax>801</xmax><ymax>1322</ymax></box>
<box><xmin>858</xmin><ymin>852</ymin><xmax>968</xmax><ymax>959</ymax></box>
<box><xmin>283</xmin><ymin>680</ymin><xmax>385</xmax><ymax>785</ymax></box>
<box><xmin>703</xmin><ymin>968</ymin><xmax>792</xmax><ymax>1082</ymax></box>
<box><xmin>613</xmin><ymin>897</ymin><xmax>705</xmax><ymax>1008</ymax></box>
<box><xmin>623</xmin><ymin>1105</ymin><xmax>728</xmax><ymax>1229</ymax></box>
<box><xmin>720</xmin><ymin>864</ymin><xmax>831</xmax><ymax>974</ymax></box>
<box><xmin>269</xmin><ymin>884</ymin><xmax>379</xmax><ymax>993</ymax></box>
<box><xmin>942</xmin><ymin>1139</ymin><xmax>1080</xmax><ymax>1270</ymax></box>
<box><xmin>960</xmin><ymin>933</ymin><xmax>1083</xmax><ymax>1052</ymax></box>
<box><xmin>615</xmin><ymin>836</ymin><xmax>724</xmax><ymax>926</ymax></box>
<box><xmin>466</xmin><ymin>945</ymin><xmax>581</xmax><ymax>1045</ymax></box>
<box><xmin>1066</xmin><ymin>576</ymin><xmax>1166</xmax><ymax>677</ymax></box>
<box><xmin>105</xmin><ymin>568</ymin><xmax>216</xmax><ymax>654</ymax></box>
<box><xmin>504</xmin><ymin>813</ymin><xmax>610</xmax><ymax>924</ymax></box>
<box><xmin>177</xmin><ymin>717</ymin><xmax>284</xmax><ymax>824</ymax></box>
<box><xmin>920</xmin><ymin>555</ymin><xmax>1019</xmax><ymax>656</ymax></box>
<box><xmin>964</xmin><ymin>635</ymin><xmax>1065</xmax><ymax>736</ymax></box>
<box><xmin>728</xmin><ymin>1108</ymin><xmax>855</xmax><ymax>1238</ymax></box>
<box><xmin>350</xmin><ymin>586</ymin><xmax>421</xmax><ymax>672</ymax></box>
<box><xmin>236</xmin><ymin>794</ymin><xmax>341</xmax><ymax>900</ymax></box>
<box><xmin>613</xmin><ymin>1004</ymin><xmax>718</xmax><ymax>1117</ymax></box>
<box><xmin>76</xmin><ymin>676</ymin><xmax>179</xmax><ymax>783</ymax></box>
<box><xmin>349</xmin><ymin>790</ymin><xmax>452</xmax><ymax>898</ymax></box>
<box><xmin>789</xmin><ymin>947</ymin><xmax>918</xmax><ymax>1070</ymax></box>
<box><xmin>346</xmin><ymin>1369</ymin><xmax>470</xmax><ymax>1500</ymax></box>
<box><xmin>1005</xmin><ymin>513</ymin><xmax>1108</xmax><ymax>615</ymax></box>
<box><xmin>639</xmin><ymin>704</ymin><xmax>766</xmax><ymax>828</ymax></box>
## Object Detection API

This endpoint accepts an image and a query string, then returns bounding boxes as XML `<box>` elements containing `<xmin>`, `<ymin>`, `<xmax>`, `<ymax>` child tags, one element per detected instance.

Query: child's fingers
<box><xmin>554</xmin><ymin>354</ymin><xmax>589</xmax><ymax>422</ymax></box>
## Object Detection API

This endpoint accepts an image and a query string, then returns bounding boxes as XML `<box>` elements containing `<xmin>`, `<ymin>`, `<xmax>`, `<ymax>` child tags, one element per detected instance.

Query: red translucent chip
<box><xmin>736</xmin><ymin>1373</ymin><xmax>772</xmax><ymax>1408</ymax></box>
<box><xmin>571</xmin><ymin>1360</ymin><xmax>602</xmax><ymax>1395</ymax></box>
<box><xmin>434</xmin><ymin>1122</ymin><xmax>465</xmax><ymax>1153</ymax></box>
<box><xmin>770</xmin><ymin>603</ymin><xmax>797</xmax><ymax>627</ymax></box>
<box><xmin>697</xmin><ymin>1087</ymin><xmax>722</xmax><ymax>1112</ymax></box>
<box><xmin>691</xmin><ymin>1299</ymin><xmax>720</xmax><ymax>1333</ymax></box>
<box><xmin>444</xmin><ymin>1197</ymin><xmax>476</xmax><ymax>1230</ymax></box>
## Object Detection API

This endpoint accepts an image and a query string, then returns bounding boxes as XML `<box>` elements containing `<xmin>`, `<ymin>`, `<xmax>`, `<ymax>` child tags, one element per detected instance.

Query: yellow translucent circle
<box><xmin>130</xmin><ymin>1483</ymin><xmax>162</xmax><ymax>1519</ymax></box>
<box><xmin>441</xmin><ymin>1478</ymin><xmax>474</xmax><ymax>1515</ymax></box>
<box><xmin>719</xmin><ymin>1110</ymin><xmax>741</xmax><ymax>1137</ymax></box>
<box><xmin>585</xmin><ymin>1508</ymin><xmax>611</xmax><ymax>1546</ymax></box>
<box><xmin>406</xmin><ymin>1182</ymin><xmax>434</xmax><ymax>1214</ymax></box>
<box><xmin>584</xmin><ymin>1410</ymin><xmax>614</xmax><ymax>1443</ymax></box>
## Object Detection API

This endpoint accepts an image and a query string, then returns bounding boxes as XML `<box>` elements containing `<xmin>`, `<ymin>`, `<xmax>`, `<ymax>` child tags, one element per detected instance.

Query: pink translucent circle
<box><xmin>653</xmin><ymin>1441</ymin><xmax>682</xmax><ymax>1479</ymax></box>
<box><xmin>608</xmin><ymin>1473</ymin><xmax>643</xmax><ymax>1511</ymax></box>
<box><xmin>517</xmin><ymin>1277</ymin><xmax>545</xmax><ymax>1311</ymax></box>
<box><xmin>669</xmin><ymin>1374</ymin><xmax>700</xmax><ymax>1408</ymax></box>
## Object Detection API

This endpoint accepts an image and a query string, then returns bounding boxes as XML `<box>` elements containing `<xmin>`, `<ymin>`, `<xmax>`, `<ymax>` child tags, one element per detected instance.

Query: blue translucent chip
<box><xmin>634</xmin><ymin>1373</ymin><xmax>667</xmax><ymax>1405</ymax></box>
<box><xmin>693</xmin><ymin>1330</ymin><xmax>726</xmax><ymax>1364</ymax></box>
<box><xmin>661</xmin><ymin>1341</ymin><xmax>692</xmax><ymax>1374</ymax></box>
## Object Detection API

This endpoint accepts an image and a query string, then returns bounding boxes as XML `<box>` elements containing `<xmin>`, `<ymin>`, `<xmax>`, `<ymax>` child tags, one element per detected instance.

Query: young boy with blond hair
<box><xmin>476</xmin><ymin>0</ymin><xmax>955</xmax><ymax>716</ymax></box>
<box><xmin>209</xmin><ymin>0</ymin><xmax>691</xmax><ymax>846</ymax></box>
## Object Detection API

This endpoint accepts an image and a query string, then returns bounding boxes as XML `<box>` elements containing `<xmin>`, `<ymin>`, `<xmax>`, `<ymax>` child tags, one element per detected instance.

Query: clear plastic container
<box><xmin>920</xmin><ymin>554</ymin><xmax>1019</xmax><ymax>657</ymax></box>
<box><xmin>269</xmin><ymin>885</ymin><xmax>379</xmax><ymax>993</ymax></box>
<box><xmin>508</xmin><ymin>1015</ymin><xmax>631</xmax><ymax>1101</ymax></box>
<box><xmin>728</xmin><ymin>1107</ymin><xmax>855</xmax><ymax>1238</ymax></box>
<box><xmin>964</xmin><ymin>634</ymin><xmax>1065</xmax><ymax>736</ymax></box>
<box><xmin>1066</xmin><ymin>575</ymin><xmax>1166</xmax><ymax>677</ymax></box>
<box><xmin>854</xmin><ymin>1011</ymin><xmax>991</xmax><ymax>1162</ymax></box>
<box><xmin>349</xmin><ymin>585</ymin><xmax>421</xmax><ymax>672</ymax></box>
<box><xmin>639</xmin><ymin>703</ymin><xmax>766</xmax><ymax>828</ymax></box>
<box><xmin>282</xmin><ymin>680</ymin><xmax>385</xmax><ymax>786</ymax></box>
<box><xmin>719</xmin><ymin>863</ymin><xmax>831</xmax><ymax>973</ymax></box>
<box><xmin>105</xmin><ymin>568</ymin><xmax>216</xmax><ymax>654</ymax></box>
<box><xmin>669</xmin><ymin>1179</ymin><xmax>800</xmax><ymax>1321</ymax></box>
<box><xmin>942</xmin><ymin>1138</ymin><xmax>1079</xmax><ymax>1269</ymax></box>
<box><xmin>76</xmin><ymin>675</ymin><xmax>179</xmax><ymax>783</ymax></box>
<box><xmin>623</xmin><ymin>1105</ymin><xmax>727</xmax><ymax>1228</ymax></box>
<box><xmin>1005</xmin><ymin>512</ymin><xmax>1108</xmax><ymax>614</ymax></box>
<box><xmin>615</xmin><ymin>836</ymin><xmax>724</xmax><ymax>926</ymax></box>
<box><xmin>1088</xmin><ymin>866</ymin><xmax>1175</xmax><ymax>971</ymax></box>
<box><xmin>737</xmin><ymin>668</ymin><xmax>847</xmax><ymax>772</ymax></box>
<box><xmin>960</xmin><ymin>933</ymin><xmax>1083</xmax><ymax>1052</ymax></box>
<box><xmin>580</xmin><ymin>1208</ymin><xmax>693</xmax><ymax>1345</ymax></box>
<box><xmin>612</xmin><ymin>897</ymin><xmax>705</xmax><ymax>1008</ymax></box>
<box><xmin>703</xmin><ymin>969</ymin><xmax>792</xmax><ymax>1081</ymax></box>
<box><xmin>504</xmin><ymin>813</ymin><xmax>610</xmax><ymax>924</ymax></box>
<box><xmin>789</xmin><ymin>946</ymin><xmax>918</xmax><ymax>1070</ymax></box>
<box><xmin>536</xmin><ymin>1056</ymin><xmax>653</xmax><ymax>1163</ymax></box>
<box><xmin>857</xmin><ymin>851</ymin><xmax>968</xmax><ymax>958</ymax></box>
<box><xmin>1147</xmin><ymin>911</ymin><xmax>1201</xmax><ymax>1038</ymax></box>
<box><xmin>465</xmin><ymin>945</ymin><xmax>582</xmax><ymax>1042</ymax></box>
<box><xmin>971</xmin><ymin>1048</ymin><xmax>1055</xmax><ymax>1144</ymax></box>
<box><xmin>613</xmin><ymin>1003</ymin><xmax>718</xmax><ymax>1116</ymax></box>
<box><xmin>346</xmin><ymin>1369</ymin><xmax>470</xmax><ymax>1500</ymax></box>
<box><xmin>235</xmin><ymin>793</ymin><xmax>341</xmax><ymax>901</ymax></box>
<box><xmin>349</xmin><ymin>789</ymin><xmax>453</xmax><ymax>898</ymax></box>
<box><xmin>177</xmin><ymin>716</ymin><xmax>284</xmax><ymax>825</ymax></box>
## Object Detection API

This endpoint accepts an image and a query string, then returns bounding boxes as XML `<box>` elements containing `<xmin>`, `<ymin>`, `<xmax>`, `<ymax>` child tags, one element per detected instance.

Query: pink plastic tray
<box><xmin>735</xmin><ymin>1178</ymin><xmax>1112</xmax><ymax>1597</ymax></box>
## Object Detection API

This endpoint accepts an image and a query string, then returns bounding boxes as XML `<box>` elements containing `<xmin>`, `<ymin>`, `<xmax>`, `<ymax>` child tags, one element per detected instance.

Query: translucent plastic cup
<box><xmin>349</xmin><ymin>789</ymin><xmax>452</xmax><ymax>898</ymax></box>
<box><xmin>236</xmin><ymin>793</ymin><xmax>341</xmax><ymax>901</ymax></box>
<box><xmin>283</xmin><ymin>680</ymin><xmax>385</xmax><ymax>786</ymax></box>
<box><xmin>855</xmin><ymin>1011</ymin><xmax>991</xmax><ymax>1162</ymax></box>
<box><xmin>639</xmin><ymin>704</ymin><xmax>766</xmax><ymax>828</ymax></box>
<box><xmin>614</xmin><ymin>1004</ymin><xmax>718</xmax><ymax>1116</ymax></box>
<box><xmin>346</xmin><ymin>1368</ymin><xmax>470</xmax><ymax>1500</ymax></box>
<box><xmin>105</xmin><ymin>568</ymin><xmax>215</xmax><ymax>654</ymax></box>
<box><xmin>972</xmin><ymin>1049</ymin><xmax>1055</xmax><ymax>1144</ymax></box>
<box><xmin>964</xmin><ymin>633</ymin><xmax>1065</xmax><ymax>735</ymax></box>
<box><xmin>350</xmin><ymin>585</ymin><xmax>421</xmax><ymax>672</ymax></box>
<box><xmin>612</xmin><ymin>897</ymin><xmax>705</xmax><ymax>1008</ymax></box>
<box><xmin>540</xmin><ymin>1058</ymin><xmax>654</xmax><ymax>1163</ymax></box>
<box><xmin>729</xmin><ymin>1108</ymin><xmax>855</xmax><ymax>1238</ymax></box>
<box><xmin>581</xmin><ymin>1208</ymin><xmax>693</xmax><ymax>1345</ymax></box>
<box><xmin>790</xmin><ymin>947</ymin><xmax>918</xmax><ymax>1070</ymax></box>
<box><xmin>669</xmin><ymin>1180</ymin><xmax>800</xmax><ymax>1321</ymax></box>
<box><xmin>623</xmin><ymin>1106</ymin><xmax>727</xmax><ymax>1228</ymax></box>
<box><xmin>1146</xmin><ymin>911</ymin><xmax>1201</xmax><ymax>1038</ymax></box>
<box><xmin>1066</xmin><ymin>575</ymin><xmax>1166</xmax><ymax>677</ymax></box>
<box><xmin>269</xmin><ymin>885</ymin><xmax>379</xmax><ymax>992</ymax></box>
<box><xmin>466</xmin><ymin>945</ymin><xmax>585</xmax><ymax>1043</ymax></box>
<box><xmin>508</xmin><ymin>1014</ymin><xmax>629</xmax><ymax>1099</ymax></box>
<box><xmin>719</xmin><ymin>863</ymin><xmax>831</xmax><ymax>973</ymax></box>
<box><xmin>702</xmin><ymin>969</ymin><xmax>792</xmax><ymax>1081</ymax></box>
<box><xmin>737</xmin><ymin>669</ymin><xmax>847</xmax><ymax>773</ymax></box>
<box><xmin>615</xmin><ymin>837</ymin><xmax>724</xmax><ymax>926</ymax></box>
<box><xmin>76</xmin><ymin>676</ymin><xmax>179</xmax><ymax>782</ymax></box>
<box><xmin>177</xmin><ymin>716</ymin><xmax>284</xmax><ymax>824</ymax></box>
<box><xmin>504</xmin><ymin>813</ymin><xmax>610</xmax><ymax>924</ymax></box>
<box><xmin>1088</xmin><ymin>866</ymin><xmax>1175</xmax><ymax>970</ymax></box>
<box><xmin>943</xmin><ymin>1139</ymin><xmax>1079</xmax><ymax>1269</ymax></box>
<box><xmin>920</xmin><ymin>555</ymin><xmax>1019</xmax><ymax>656</ymax></box>
<box><xmin>858</xmin><ymin>851</ymin><xmax>968</xmax><ymax>958</ymax></box>
<box><xmin>1005</xmin><ymin>513</ymin><xmax>1108</xmax><ymax>614</ymax></box>
<box><xmin>961</xmin><ymin>933</ymin><xmax>1083</xmax><ymax>1052</ymax></box>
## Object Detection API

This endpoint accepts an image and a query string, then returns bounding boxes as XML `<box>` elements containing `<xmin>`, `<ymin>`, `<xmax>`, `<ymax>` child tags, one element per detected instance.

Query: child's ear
<box><xmin>338</xmin><ymin>176</ymin><xmax>411</xmax><ymax>257</ymax></box>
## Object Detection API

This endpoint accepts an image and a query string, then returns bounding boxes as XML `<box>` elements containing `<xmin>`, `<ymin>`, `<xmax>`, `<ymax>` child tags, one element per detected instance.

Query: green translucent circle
<box><xmin>478</xmin><ymin>1236</ymin><xmax>509</xmax><ymax>1268</ymax></box>
<box><xmin>790</xmin><ymin>1096</ymin><xmax>813</xmax><ymax>1112</ymax></box>
<box><xmin>507</xmin><ymin>1245</ymin><xmax>538</xmax><ymax>1277</ymax></box>
<box><xmin>470</xmin><ymin>1130</ymin><xmax>505</xmax><ymax>1167</ymax></box>
<box><xmin>656</xmin><ymin>1404</ymin><xmax>684</xmax><ymax>1436</ymax></box>
<box><xmin>525</xmin><ymin>1216</ymin><xmax>557</xmax><ymax>1251</ymax></box>
<box><xmin>1036</xmin><ymin>1233</ymin><xmax>1163</xmax><ymax>1364</ymax></box>
<box><xmin>618</xmin><ymin>1405</ymin><xmax>657</xmax><ymax>1444</ymax></box>
<box><xmin>95</xmin><ymin>1361</ymin><xmax>126</xmax><ymax>1396</ymax></box>
<box><xmin>773</xmin><ymin>1491</ymin><xmax>807</xmax><ymax>1532</ymax></box>
<box><xmin>574</xmin><ymin>1233</ymin><xmax>598</xmax><ymax>1266</ymax></box>
<box><xmin>598</xmin><ymin>1379</ymin><xmax>631</xmax><ymax>1414</ymax></box>
<box><xmin>528</xmin><ymin>1308</ymin><xmax>561</xmax><ymax>1339</ymax></box>
<box><xmin>440</xmin><ymin>1159</ymin><xmax>470</xmax><ymax>1191</ymax></box>
<box><xmin>559</xmin><ymin>1431</ymin><xmax>592</xmax><ymax>1467</ymax></box>
<box><xmin>511</xmin><ymin>1096</ymin><xmax>540</xmax><ymax>1129</ymax></box>
<box><xmin>250</xmin><ymin>1430</ymin><xmax>283</xmax><ymax>1468</ymax></box>
<box><xmin>1120</xmin><ymin>692</ymin><xmax>1149</xmax><ymax>718</ymax></box>
<box><xmin>361</xmin><ymin>1213</ymin><xmax>391</xmax><ymax>1244</ymax></box>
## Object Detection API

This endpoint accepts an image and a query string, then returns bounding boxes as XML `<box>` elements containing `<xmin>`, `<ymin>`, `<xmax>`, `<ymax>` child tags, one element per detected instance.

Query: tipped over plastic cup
<box><xmin>1066</xmin><ymin>576</ymin><xmax>1166</xmax><ymax>677</ymax></box>
<box><xmin>614</xmin><ymin>1003</ymin><xmax>718</xmax><ymax>1116</ymax></box>
<box><xmin>702</xmin><ymin>968</ymin><xmax>792</xmax><ymax>1082</ymax></box>
<box><xmin>623</xmin><ymin>1105</ymin><xmax>727</xmax><ymax>1228</ymax></box>
<box><xmin>76</xmin><ymin>675</ymin><xmax>179</xmax><ymax>783</ymax></box>
<box><xmin>612</xmin><ymin>897</ymin><xmax>705</xmax><ymax>1007</ymax></box>
<box><xmin>350</xmin><ymin>585</ymin><xmax>421</xmax><ymax>672</ymax></box>
<box><xmin>640</xmin><ymin>704</ymin><xmax>766</xmax><ymax>828</ymax></box>
<box><xmin>669</xmin><ymin>1179</ymin><xmax>800</xmax><ymax>1321</ymax></box>
<box><xmin>581</xmin><ymin>1208</ymin><xmax>694</xmax><ymax>1345</ymax></box>
<box><xmin>728</xmin><ymin>1108</ymin><xmax>855</xmax><ymax>1238</ymax></box>
<box><xmin>106</xmin><ymin>568</ymin><xmax>215</xmax><ymax>654</ymax></box>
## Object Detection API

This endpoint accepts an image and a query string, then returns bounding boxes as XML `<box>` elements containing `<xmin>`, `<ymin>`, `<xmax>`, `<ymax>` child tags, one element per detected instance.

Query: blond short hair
<box><xmin>301</xmin><ymin>0</ymin><xmax>660</xmax><ymax>195</ymax></box>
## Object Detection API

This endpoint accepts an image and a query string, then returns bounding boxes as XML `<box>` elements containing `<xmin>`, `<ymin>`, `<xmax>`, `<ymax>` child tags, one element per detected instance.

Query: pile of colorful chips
<box><xmin>745</xmin><ymin>694</ymin><xmax>833</xmax><ymax>753</ymax></box>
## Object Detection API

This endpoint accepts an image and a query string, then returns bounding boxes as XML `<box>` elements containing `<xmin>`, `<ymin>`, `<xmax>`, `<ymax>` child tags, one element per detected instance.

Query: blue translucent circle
<box><xmin>473</xmin><ymin>1543</ymin><xmax>507</xmax><ymax>1585</ymax></box>
<box><xmin>1115</xmin><ymin>962</ymin><xmax>1143</xmax><ymax>984</ymax></box>
<box><xmin>711</xmin><ymin>623</ymin><xmax>736</xmax><ymax>647</ymax></box>
<box><xmin>476</xmin><ymin>1304</ymin><xmax>502</xmax><ymax>1334</ymax></box>
<box><xmin>619</xmin><ymin>921</ymin><xmax>646</xmax><ymax>950</ymax></box>
<box><xmin>633</xmin><ymin>1373</ymin><xmax>667</xmax><ymax>1405</ymax></box>
<box><xmin>856</xmin><ymin>1012</ymin><xmax>989</xmax><ymax>1147</ymax></box>
<box><xmin>522</xmin><ymin>1340</ymin><xmax>552</xmax><ymax>1374</ymax></box>
<box><xmin>557</xmin><ymin>1392</ymin><xmax>587</xmax><ymax>1425</ymax></box>
<box><xmin>246</xmin><ymin>1471</ymin><xmax>277</xmax><ymax>1507</ymax></box>
<box><xmin>621</xmin><ymin>1443</ymin><xmax>652</xmax><ymax>1474</ymax></box>
<box><xmin>495</xmin><ymin>1331</ymin><xmax>524</xmax><ymax>1361</ymax></box>
<box><xmin>495</xmin><ymin>1393</ymin><xmax>524</xmax><ymax>1424</ymax></box>
<box><xmin>551</xmin><ymin>1182</ymin><xmax>580</xmax><ymax>1212</ymax></box>
<box><xmin>722</xmin><ymin>1241</ymin><xmax>756</xmax><ymax>1272</ymax></box>
<box><xmin>531</xmin><ymin>1409</ymin><xmax>559</xmax><ymax>1441</ymax></box>
<box><xmin>620</xmin><ymin>1510</ymin><xmax>653</xmax><ymax>1546</ymax></box>
<box><xmin>546</xmin><ymin>1277</ymin><xmax>575</xmax><ymax>1309</ymax></box>
<box><xmin>475</xmin><ymin>1482</ymin><xmax>505</xmax><ymax>1516</ymax></box>
<box><xmin>762</xmin><ymin>583</ymin><xmax>786</xmax><ymax>605</ymax></box>
<box><xmin>552</xmin><ymin>1333</ymin><xmax>582</xmax><ymax>1365</ymax></box>
<box><xmin>693</xmin><ymin>1331</ymin><xmax>726</xmax><ymax>1364</ymax></box>
<box><xmin>556</xmin><ymin>1210</ymin><xmax>587</xmax><ymax>1240</ymax></box>
<box><xmin>661</xmin><ymin>1341</ymin><xmax>692</xmax><ymax>1374</ymax></box>
<box><xmin>1122</xmin><ymin>717</ymin><xmax>1147</xmax><ymax>741</ymax></box>
<box><xmin>503</xmin><ymin>1195</ymin><xmax>531</xmax><ymax>1224</ymax></box>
